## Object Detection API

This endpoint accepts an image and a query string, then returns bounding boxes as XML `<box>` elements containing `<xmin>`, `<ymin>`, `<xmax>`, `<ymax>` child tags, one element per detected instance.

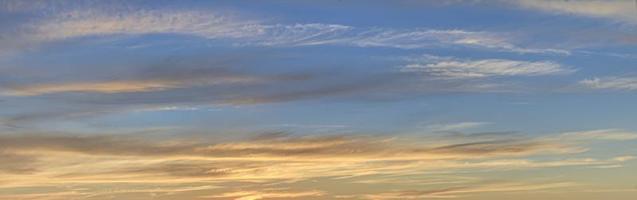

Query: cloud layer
<box><xmin>0</xmin><ymin>129</ymin><xmax>634</xmax><ymax>199</ymax></box>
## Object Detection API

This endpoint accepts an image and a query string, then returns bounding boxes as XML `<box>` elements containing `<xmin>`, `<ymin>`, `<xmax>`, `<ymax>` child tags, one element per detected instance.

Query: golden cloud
<box><xmin>0</xmin><ymin>130</ymin><xmax>634</xmax><ymax>199</ymax></box>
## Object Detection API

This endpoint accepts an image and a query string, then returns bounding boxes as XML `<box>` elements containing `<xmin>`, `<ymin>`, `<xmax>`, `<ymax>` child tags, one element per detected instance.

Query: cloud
<box><xmin>0</xmin><ymin>134</ymin><xmax>198</xmax><ymax>157</ymax></box>
<box><xmin>30</xmin><ymin>9</ymin><xmax>263</xmax><ymax>41</ymax></box>
<box><xmin>580</xmin><ymin>76</ymin><xmax>637</xmax><ymax>91</ymax></box>
<box><xmin>2</xmin><ymin>5</ymin><xmax>568</xmax><ymax>55</ymax></box>
<box><xmin>0</xmin><ymin>129</ymin><xmax>633</xmax><ymax>199</ymax></box>
<box><xmin>0</xmin><ymin>4</ymin><xmax>578</xmax><ymax>127</ymax></box>
<box><xmin>339</xmin><ymin>29</ymin><xmax>567</xmax><ymax>54</ymax></box>
<box><xmin>203</xmin><ymin>189</ymin><xmax>325</xmax><ymax>200</ymax></box>
<box><xmin>0</xmin><ymin>152</ymin><xmax>38</xmax><ymax>174</ymax></box>
<box><xmin>0</xmin><ymin>59</ymin><xmax>395</xmax><ymax>126</ymax></box>
<box><xmin>558</xmin><ymin>129</ymin><xmax>637</xmax><ymax>141</ymax></box>
<box><xmin>425</xmin><ymin>122</ymin><xmax>489</xmax><ymax>132</ymax></box>
<box><xmin>2</xmin><ymin>74</ymin><xmax>262</xmax><ymax>96</ymax></box>
<box><xmin>0</xmin><ymin>132</ymin><xmax>572</xmax><ymax>160</ymax></box>
<box><xmin>364</xmin><ymin>181</ymin><xmax>575</xmax><ymax>199</ymax></box>
<box><xmin>0</xmin><ymin>63</ymin><xmax>286</xmax><ymax>96</ymax></box>
<box><xmin>401</xmin><ymin>55</ymin><xmax>573</xmax><ymax>79</ymax></box>
<box><xmin>0</xmin><ymin>191</ymin><xmax>85</xmax><ymax>200</ymax></box>
<box><xmin>4</xmin><ymin>80</ymin><xmax>183</xmax><ymax>96</ymax></box>
<box><xmin>514</xmin><ymin>0</ymin><xmax>637</xmax><ymax>24</ymax></box>
<box><xmin>613</xmin><ymin>155</ymin><xmax>635</xmax><ymax>162</ymax></box>
<box><xmin>0</xmin><ymin>183</ymin><xmax>220</xmax><ymax>200</ymax></box>
<box><xmin>1</xmin><ymin>129</ymin><xmax>628</xmax><ymax>163</ymax></box>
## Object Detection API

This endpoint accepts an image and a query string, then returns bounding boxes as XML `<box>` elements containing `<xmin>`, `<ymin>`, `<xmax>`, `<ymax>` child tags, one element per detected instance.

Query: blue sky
<box><xmin>1</xmin><ymin>1</ymin><xmax>637</xmax><ymax>200</ymax></box>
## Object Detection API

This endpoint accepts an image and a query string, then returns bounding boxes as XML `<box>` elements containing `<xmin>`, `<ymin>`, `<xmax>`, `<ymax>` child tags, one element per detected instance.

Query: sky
<box><xmin>0</xmin><ymin>0</ymin><xmax>637</xmax><ymax>199</ymax></box>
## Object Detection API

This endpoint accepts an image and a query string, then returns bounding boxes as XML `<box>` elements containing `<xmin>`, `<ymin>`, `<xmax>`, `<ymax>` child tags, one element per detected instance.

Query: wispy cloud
<box><xmin>1</xmin><ymin>2</ymin><xmax>635</xmax><ymax>199</ymax></box>
<box><xmin>1</xmin><ymin>129</ymin><xmax>629</xmax><ymax>165</ymax></box>
<box><xmin>364</xmin><ymin>181</ymin><xmax>575</xmax><ymax>199</ymax></box>
<box><xmin>425</xmin><ymin>122</ymin><xmax>490</xmax><ymax>132</ymax></box>
<box><xmin>0</xmin><ymin>61</ymin><xmax>394</xmax><ymax>126</ymax></box>
<box><xmin>30</xmin><ymin>9</ymin><xmax>263</xmax><ymax>41</ymax></box>
<box><xmin>0</xmin><ymin>129</ymin><xmax>633</xmax><ymax>199</ymax></box>
<box><xmin>401</xmin><ymin>55</ymin><xmax>573</xmax><ymax>79</ymax></box>
<box><xmin>203</xmin><ymin>189</ymin><xmax>325</xmax><ymax>200</ymax></box>
<box><xmin>2</xmin><ymin>74</ymin><xmax>262</xmax><ymax>96</ymax></box>
<box><xmin>339</xmin><ymin>29</ymin><xmax>567</xmax><ymax>54</ymax></box>
<box><xmin>5</xmin><ymin>6</ymin><xmax>568</xmax><ymax>55</ymax></box>
<box><xmin>514</xmin><ymin>0</ymin><xmax>637</xmax><ymax>24</ymax></box>
<box><xmin>0</xmin><ymin>132</ymin><xmax>576</xmax><ymax>160</ymax></box>
<box><xmin>558</xmin><ymin>129</ymin><xmax>637</xmax><ymax>141</ymax></box>
<box><xmin>0</xmin><ymin>63</ymin><xmax>312</xmax><ymax>97</ymax></box>
<box><xmin>580</xmin><ymin>76</ymin><xmax>637</xmax><ymax>91</ymax></box>
<box><xmin>4</xmin><ymin>80</ymin><xmax>184</xmax><ymax>96</ymax></box>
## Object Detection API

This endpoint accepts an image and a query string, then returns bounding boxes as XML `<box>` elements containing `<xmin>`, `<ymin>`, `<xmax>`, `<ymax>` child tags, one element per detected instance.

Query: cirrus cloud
<box><xmin>401</xmin><ymin>55</ymin><xmax>574</xmax><ymax>79</ymax></box>
<box><xmin>580</xmin><ymin>76</ymin><xmax>637</xmax><ymax>91</ymax></box>
<box><xmin>2</xmin><ymin>5</ymin><xmax>569</xmax><ymax>55</ymax></box>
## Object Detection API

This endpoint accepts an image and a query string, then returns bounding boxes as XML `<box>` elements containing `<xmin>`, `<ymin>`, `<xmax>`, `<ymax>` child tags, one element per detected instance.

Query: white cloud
<box><xmin>12</xmin><ymin>8</ymin><xmax>568</xmax><ymax>55</ymax></box>
<box><xmin>559</xmin><ymin>129</ymin><xmax>637</xmax><ymax>141</ymax></box>
<box><xmin>344</xmin><ymin>29</ymin><xmax>567</xmax><ymax>54</ymax></box>
<box><xmin>580</xmin><ymin>77</ymin><xmax>637</xmax><ymax>91</ymax></box>
<box><xmin>425</xmin><ymin>122</ymin><xmax>489</xmax><ymax>131</ymax></box>
<box><xmin>515</xmin><ymin>0</ymin><xmax>637</xmax><ymax>24</ymax></box>
<box><xmin>612</xmin><ymin>155</ymin><xmax>635</xmax><ymax>162</ymax></box>
<box><xmin>401</xmin><ymin>55</ymin><xmax>573</xmax><ymax>79</ymax></box>
<box><xmin>31</xmin><ymin>9</ymin><xmax>264</xmax><ymax>41</ymax></box>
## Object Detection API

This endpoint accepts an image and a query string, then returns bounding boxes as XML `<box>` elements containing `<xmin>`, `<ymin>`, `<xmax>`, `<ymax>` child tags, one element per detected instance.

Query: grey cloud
<box><xmin>0</xmin><ymin>131</ymin><xmax>576</xmax><ymax>160</ymax></box>
<box><xmin>2</xmin><ymin>129</ymin><xmax>627</xmax><ymax>163</ymax></box>
<box><xmin>425</xmin><ymin>139</ymin><xmax>566</xmax><ymax>156</ymax></box>
<box><xmin>0</xmin><ymin>134</ymin><xmax>199</xmax><ymax>157</ymax></box>
<box><xmin>56</xmin><ymin>161</ymin><xmax>237</xmax><ymax>179</ymax></box>
<box><xmin>0</xmin><ymin>151</ymin><xmax>38</xmax><ymax>174</ymax></box>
